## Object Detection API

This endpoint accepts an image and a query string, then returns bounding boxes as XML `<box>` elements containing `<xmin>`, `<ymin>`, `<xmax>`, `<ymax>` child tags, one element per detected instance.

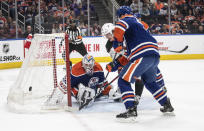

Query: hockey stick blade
<box><xmin>160</xmin><ymin>45</ymin><xmax>189</xmax><ymax>53</ymax></box>
<box><xmin>167</xmin><ymin>45</ymin><xmax>188</xmax><ymax>53</ymax></box>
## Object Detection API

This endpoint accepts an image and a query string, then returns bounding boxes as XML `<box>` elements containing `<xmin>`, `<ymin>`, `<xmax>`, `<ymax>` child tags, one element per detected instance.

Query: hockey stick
<box><xmin>79</xmin><ymin>75</ymin><xmax>119</xmax><ymax>110</ymax></box>
<box><xmin>160</xmin><ymin>45</ymin><xmax>188</xmax><ymax>53</ymax></box>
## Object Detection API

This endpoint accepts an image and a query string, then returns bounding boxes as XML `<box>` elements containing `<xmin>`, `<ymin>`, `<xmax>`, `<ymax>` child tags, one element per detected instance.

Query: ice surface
<box><xmin>1</xmin><ymin>60</ymin><xmax>204</xmax><ymax>131</ymax></box>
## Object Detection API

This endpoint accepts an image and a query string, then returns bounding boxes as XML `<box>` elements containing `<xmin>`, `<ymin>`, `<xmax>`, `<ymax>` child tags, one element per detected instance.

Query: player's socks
<box><xmin>145</xmin><ymin>81</ymin><xmax>167</xmax><ymax>105</ymax></box>
<box><xmin>134</xmin><ymin>79</ymin><xmax>144</xmax><ymax>104</ymax></box>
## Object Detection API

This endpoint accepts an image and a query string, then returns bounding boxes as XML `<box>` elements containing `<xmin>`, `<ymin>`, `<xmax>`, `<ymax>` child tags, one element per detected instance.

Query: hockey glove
<box><xmin>117</xmin><ymin>55</ymin><xmax>129</xmax><ymax>66</ymax></box>
<box><xmin>106</xmin><ymin>61</ymin><xmax>120</xmax><ymax>72</ymax></box>
<box><xmin>97</xmin><ymin>81</ymin><xmax>112</xmax><ymax>95</ymax></box>
<box><xmin>114</xmin><ymin>46</ymin><xmax>123</xmax><ymax>53</ymax></box>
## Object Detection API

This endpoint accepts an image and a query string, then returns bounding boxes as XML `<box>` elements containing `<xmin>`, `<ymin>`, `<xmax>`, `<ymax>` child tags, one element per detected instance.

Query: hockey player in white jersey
<box><xmin>101</xmin><ymin>23</ymin><xmax>144</xmax><ymax>103</ymax></box>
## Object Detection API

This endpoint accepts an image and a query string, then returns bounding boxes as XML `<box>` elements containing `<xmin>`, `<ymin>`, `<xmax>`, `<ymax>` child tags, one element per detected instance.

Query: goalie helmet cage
<box><xmin>7</xmin><ymin>33</ymin><xmax>72</xmax><ymax>113</ymax></box>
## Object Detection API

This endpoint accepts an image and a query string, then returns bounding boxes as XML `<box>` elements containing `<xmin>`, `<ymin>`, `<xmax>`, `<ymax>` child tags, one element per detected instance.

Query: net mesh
<box><xmin>7</xmin><ymin>33</ymin><xmax>68</xmax><ymax>113</ymax></box>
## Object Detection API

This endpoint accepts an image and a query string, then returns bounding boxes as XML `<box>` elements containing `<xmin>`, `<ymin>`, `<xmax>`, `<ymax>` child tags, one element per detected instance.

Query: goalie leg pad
<box><xmin>77</xmin><ymin>84</ymin><xmax>96</xmax><ymax>107</ymax></box>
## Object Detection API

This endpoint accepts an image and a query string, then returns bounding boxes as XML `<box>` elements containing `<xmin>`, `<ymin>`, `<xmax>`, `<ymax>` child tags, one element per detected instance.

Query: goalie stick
<box><xmin>160</xmin><ymin>45</ymin><xmax>188</xmax><ymax>53</ymax></box>
<box><xmin>79</xmin><ymin>75</ymin><xmax>119</xmax><ymax>110</ymax></box>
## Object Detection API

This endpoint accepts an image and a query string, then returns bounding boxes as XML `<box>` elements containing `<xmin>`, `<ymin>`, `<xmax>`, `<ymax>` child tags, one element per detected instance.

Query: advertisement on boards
<box><xmin>0</xmin><ymin>40</ymin><xmax>24</xmax><ymax>63</ymax></box>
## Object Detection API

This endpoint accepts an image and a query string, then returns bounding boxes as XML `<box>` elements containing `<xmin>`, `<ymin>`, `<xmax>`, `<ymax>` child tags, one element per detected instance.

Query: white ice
<box><xmin>1</xmin><ymin>60</ymin><xmax>204</xmax><ymax>131</ymax></box>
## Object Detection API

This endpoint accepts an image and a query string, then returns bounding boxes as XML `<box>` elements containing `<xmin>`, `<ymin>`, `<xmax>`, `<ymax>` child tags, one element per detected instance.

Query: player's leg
<box><xmin>141</xmin><ymin>55</ymin><xmax>174</xmax><ymax>112</ymax></box>
<box><xmin>116</xmin><ymin>77</ymin><xmax>137</xmax><ymax>119</ymax></box>
<box><xmin>68</xmin><ymin>42</ymin><xmax>75</xmax><ymax>67</ymax></box>
<box><xmin>156</xmin><ymin>68</ymin><xmax>167</xmax><ymax>92</ymax></box>
<box><xmin>116</xmin><ymin>57</ymin><xmax>149</xmax><ymax>120</ymax></box>
<box><xmin>134</xmin><ymin>78</ymin><xmax>144</xmax><ymax>104</ymax></box>
<box><xmin>75</xmin><ymin>42</ymin><xmax>88</xmax><ymax>56</ymax></box>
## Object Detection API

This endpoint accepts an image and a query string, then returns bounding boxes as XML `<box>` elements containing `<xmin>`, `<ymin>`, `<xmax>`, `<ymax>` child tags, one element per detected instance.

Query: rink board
<box><xmin>1</xmin><ymin>35</ymin><xmax>204</xmax><ymax>69</ymax></box>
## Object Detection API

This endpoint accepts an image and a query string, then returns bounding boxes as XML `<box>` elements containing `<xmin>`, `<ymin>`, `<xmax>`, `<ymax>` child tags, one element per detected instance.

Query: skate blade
<box><xmin>64</xmin><ymin>106</ymin><xmax>79</xmax><ymax>112</ymax></box>
<box><xmin>116</xmin><ymin>117</ymin><xmax>138</xmax><ymax>123</ymax></box>
<box><xmin>162</xmin><ymin>112</ymin><xmax>176</xmax><ymax>116</ymax></box>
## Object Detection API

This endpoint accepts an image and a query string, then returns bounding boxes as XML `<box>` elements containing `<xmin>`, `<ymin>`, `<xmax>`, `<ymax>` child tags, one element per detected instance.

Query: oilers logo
<box><xmin>88</xmin><ymin>77</ymin><xmax>99</xmax><ymax>88</ymax></box>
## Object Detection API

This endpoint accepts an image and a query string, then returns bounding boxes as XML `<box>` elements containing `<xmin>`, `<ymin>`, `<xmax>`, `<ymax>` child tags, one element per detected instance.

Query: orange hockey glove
<box><xmin>114</xmin><ymin>46</ymin><xmax>123</xmax><ymax>53</ymax></box>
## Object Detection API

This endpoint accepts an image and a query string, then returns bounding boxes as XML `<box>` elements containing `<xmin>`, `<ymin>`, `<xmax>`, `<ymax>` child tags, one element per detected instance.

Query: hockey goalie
<box><xmin>44</xmin><ymin>54</ymin><xmax>121</xmax><ymax>110</ymax></box>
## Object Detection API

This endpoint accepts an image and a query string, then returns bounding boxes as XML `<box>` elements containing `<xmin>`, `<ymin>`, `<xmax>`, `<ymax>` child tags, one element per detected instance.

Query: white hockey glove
<box><xmin>77</xmin><ymin>83</ymin><xmax>96</xmax><ymax>107</ymax></box>
<box><xmin>108</xmin><ymin>88</ymin><xmax>122</xmax><ymax>101</ymax></box>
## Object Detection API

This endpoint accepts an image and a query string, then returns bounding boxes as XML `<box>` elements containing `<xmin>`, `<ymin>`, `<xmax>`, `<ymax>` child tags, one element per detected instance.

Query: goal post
<box><xmin>65</xmin><ymin>34</ymin><xmax>72</xmax><ymax>107</ymax></box>
<box><xmin>7</xmin><ymin>33</ymin><xmax>72</xmax><ymax>113</ymax></box>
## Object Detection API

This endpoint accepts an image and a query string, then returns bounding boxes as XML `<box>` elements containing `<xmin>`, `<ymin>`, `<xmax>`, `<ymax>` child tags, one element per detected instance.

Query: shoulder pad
<box><xmin>71</xmin><ymin>62</ymin><xmax>86</xmax><ymax>76</ymax></box>
<box><xmin>94</xmin><ymin>62</ymin><xmax>103</xmax><ymax>72</ymax></box>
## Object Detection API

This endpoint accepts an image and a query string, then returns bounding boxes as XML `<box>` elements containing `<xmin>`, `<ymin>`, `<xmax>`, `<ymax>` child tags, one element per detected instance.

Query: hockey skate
<box><xmin>116</xmin><ymin>104</ymin><xmax>137</xmax><ymax>122</ymax></box>
<box><xmin>42</xmin><ymin>87</ymin><xmax>64</xmax><ymax>110</ymax></box>
<box><xmin>160</xmin><ymin>98</ymin><xmax>174</xmax><ymax>115</ymax></box>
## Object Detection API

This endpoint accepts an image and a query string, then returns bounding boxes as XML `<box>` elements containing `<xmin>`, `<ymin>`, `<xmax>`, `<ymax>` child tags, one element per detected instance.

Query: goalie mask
<box><xmin>82</xmin><ymin>54</ymin><xmax>95</xmax><ymax>76</ymax></box>
<box><xmin>101</xmin><ymin>23</ymin><xmax>115</xmax><ymax>38</ymax></box>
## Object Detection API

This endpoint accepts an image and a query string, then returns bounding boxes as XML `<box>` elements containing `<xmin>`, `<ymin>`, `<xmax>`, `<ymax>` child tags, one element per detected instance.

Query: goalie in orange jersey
<box><xmin>43</xmin><ymin>54</ymin><xmax>121</xmax><ymax>109</ymax></box>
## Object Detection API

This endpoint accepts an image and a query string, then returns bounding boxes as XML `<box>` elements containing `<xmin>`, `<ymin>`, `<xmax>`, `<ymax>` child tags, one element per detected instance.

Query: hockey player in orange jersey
<box><xmin>105</xmin><ymin>6</ymin><xmax>174</xmax><ymax>121</ymax></box>
<box><xmin>44</xmin><ymin>54</ymin><xmax>121</xmax><ymax>109</ymax></box>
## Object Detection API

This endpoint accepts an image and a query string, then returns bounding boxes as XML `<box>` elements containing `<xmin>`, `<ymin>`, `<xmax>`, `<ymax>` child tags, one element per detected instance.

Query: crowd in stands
<box><xmin>0</xmin><ymin>0</ymin><xmax>101</xmax><ymax>39</ymax></box>
<box><xmin>117</xmin><ymin>0</ymin><xmax>204</xmax><ymax>34</ymax></box>
<box><xmin>0</xmin><ymin>0</ymin><xmax>204</xmax><ymax>39</ymax></box>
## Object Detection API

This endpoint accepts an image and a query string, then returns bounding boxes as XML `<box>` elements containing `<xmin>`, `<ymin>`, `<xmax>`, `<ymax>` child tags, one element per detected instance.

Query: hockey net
<box><xmin>7</xmin><ymin>33</ymin><xmax>72</xmax><ymax>113</ymax></box>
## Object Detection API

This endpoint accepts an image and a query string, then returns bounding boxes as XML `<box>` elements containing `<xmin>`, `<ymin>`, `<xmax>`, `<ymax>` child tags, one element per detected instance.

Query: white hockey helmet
<box><xmin>82</xmin><ymin>54</ymin><xmax>95</xmax><ymax>75</ymax></box>
<box><xmin>101</xmin><ymin>23</ymin><xmax>115</xmax><ymax>36</ymax></box>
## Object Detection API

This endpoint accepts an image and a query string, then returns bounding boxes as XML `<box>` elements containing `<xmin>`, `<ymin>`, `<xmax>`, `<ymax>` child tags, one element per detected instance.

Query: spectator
<box><xmin>189</xmin><ymin>20</ymin><xmax>199</xmax><ymax>34</ymax></box>
<box><xmin>23</xmin><ymin>25</ymin><xmax>32</xmax><ymax>38</ymax></box>
<box><xmin>154</xmin><ymin>0</ymin><xmax>164</xmax><ymax>14</ymax></box>
<box><xmin>130</xmin><ymin>0</ymin><xmax>143</xmax><ymax>13</ymax></box>
<box><xmin>141</xmin><ymin>3</ymin><xmax>150</xmax><ymax>16</ymax></box>
<box><xmin>0</xmin><ymin>27</ymin><xmax>9</xmax><ymax>39</ymax></box>
<box><xmin>79</xmin><ymin>23</ymin><xmax>88</xmax><ymax>36</ymax></box>
<box><xmin>159</xmin><ymin>2</ymin><xmax>168</xmax><ymax>15</ymax></box>
<box><xmin>51</xmin><ymin>23</ymin><xmax>61</xmax><ymax>33</ymax></box>
<box><xmin>171</xmin><ymin>4</ymin><xmax>178</xmax><ymax>16</ymax></box>
<box><xmin>0</xmin><ymin>11</ymin><xmax>7</xmax><ymax>28</ymax></box>
<box><xmin>198</xmin><ymin>25</ymin><xmax>204</xmax><ymax>34</ymax></box>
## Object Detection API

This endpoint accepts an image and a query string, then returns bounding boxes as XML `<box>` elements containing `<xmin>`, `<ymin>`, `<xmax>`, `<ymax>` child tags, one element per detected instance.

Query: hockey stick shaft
<box><xmin>79</xmin><ymin>75</ymin><xmax>119</xmax><ymax>110</ymax></box>
<box><xmin>160</xmin><ymin>45</ymin><xmax>188</xmax><ymax>53</ymax></box>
